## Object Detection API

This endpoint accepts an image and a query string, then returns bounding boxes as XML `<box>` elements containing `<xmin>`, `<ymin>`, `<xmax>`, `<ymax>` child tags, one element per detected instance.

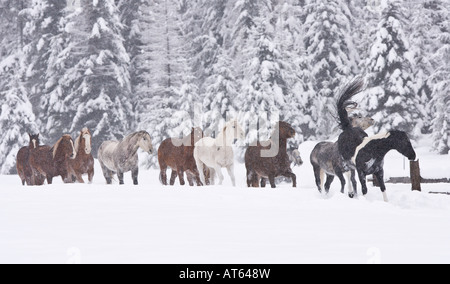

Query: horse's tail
<box><xmin>337</xmin><ymin>77</ymin><xmax>366</xmax><ymax>130</ymax></box>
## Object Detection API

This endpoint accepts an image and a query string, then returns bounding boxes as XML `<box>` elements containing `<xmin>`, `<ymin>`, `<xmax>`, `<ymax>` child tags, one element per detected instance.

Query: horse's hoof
<box><xmin>349</xmin><ymin>193</ymin><xmax>355</xmax><ymax>199</ymax></box>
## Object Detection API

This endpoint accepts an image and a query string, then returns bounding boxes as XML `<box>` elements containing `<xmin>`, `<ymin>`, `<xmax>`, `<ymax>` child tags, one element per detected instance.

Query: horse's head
<box><xmin>77</xmin><ymin>127</ymin><xmax>92</xmax><ymax>155</ymax></box>
<box><xmin>390</xmin><ymin>131</ymin><xmax>417</xmax><ymax>161</ymax></box>
<box><xmin>224</xmin><ymin>120</ymin><xmax>245</xmax><ymax>144</ymax></box>
<box><xmin>350</xmin><ymin>114</ymin><xmax>375</xmax><ymax>131</ymax></box>
<box><xmin>277</xmin><ymin>121</ymin><xmax>296</xmax><ymax>139</ymax></box>
<box><xmin>289</xmin><ymin>149</ymin><xmax>304</xmax><ymax>167</ymax></box>
<box><xmin>29</xmin><ymin>133</ymin><xmax>40</xmax><ymax>149</ymax></box>
<box><xmin>53</xmin><ymin>135</ymin><xmax>77</xmax><ymax>161</ymax></box>
<box><xmin>138</xmin><ymin>131</ymin><xmax>154</xmax><ymax>155</ymax></box>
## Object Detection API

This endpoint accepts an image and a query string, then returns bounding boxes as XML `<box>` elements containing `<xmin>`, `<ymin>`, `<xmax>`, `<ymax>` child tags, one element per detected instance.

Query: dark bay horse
<box><xmin>158</xmin><ymin>127</ymin><xmax>204</xmax><ymax>186</ymax></box>
<box><xmin>29</xmin><ymin>135</ymin><xmax>77</xmax><ymax>185</ymax></box>
<box><xmin>98</xmin><ymin>131</ymin><xmax>153</xmax><ymax>185</ymax></box>
<box><xmin>68</xmin><ymin>128</ymin><xmax>94</xmax><ymax>183</ymax></box>
<box><xmin>16</xmin><ymin>134</ymin><xmax>41</xmax><ymax>186</ymax></box>
<box><xmin>245</xmin><ymin>121</ymin><xmax>296</xmax><ymax>188</ymax></box>
<box><xmin>355</xmin><ymin>130</ymin><xmax>416</xmax><ymax>202</ymax></box>
<box><xmin>310</xmin><ymin>114</ymin><xmax>375</xmax><ymax>195</ymax></box>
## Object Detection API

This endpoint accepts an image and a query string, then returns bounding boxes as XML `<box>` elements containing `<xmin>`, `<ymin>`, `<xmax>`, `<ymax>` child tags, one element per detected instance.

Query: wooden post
<box><xmin>410</xmin><ymin>160</ymin><xmax>422</xmax><ymax>192</ymax></box>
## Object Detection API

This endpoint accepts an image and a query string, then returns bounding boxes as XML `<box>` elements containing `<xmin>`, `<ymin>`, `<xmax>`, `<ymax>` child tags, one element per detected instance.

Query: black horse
<box><xmin>336</xmin><ymin>78</ymin><xmax>368</xmax><ymax>166</ymax></box>
<box><xmin>354</xmin><ymin>130</ymin><xmax>416</xmax><ymax>202</ymax></box>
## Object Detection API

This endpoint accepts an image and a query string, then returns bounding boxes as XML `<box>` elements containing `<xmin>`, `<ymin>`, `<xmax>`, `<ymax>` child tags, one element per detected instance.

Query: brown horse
<box><xmin>68</xmin><ymin>128</ymin><xmax>94</xmax><ymax>183</ymax></box>
<box><xmin>29</xmin><ymin>135</ymin><xmax>77</xmax><ymax>185</ymax></box>
<box><xmin>16</xmin><ymin>134</ymin><xmax>42</xmax><ymax>186</ymax></box>
<box><xmin>158</xmin><ymin>127</ymin><xmax>205</xmax><ymax>186</ymax></box>
<box><xmin>245</xmin><ymin>121</ymin><xmax>296</xmax><ymax>188</ymax></box>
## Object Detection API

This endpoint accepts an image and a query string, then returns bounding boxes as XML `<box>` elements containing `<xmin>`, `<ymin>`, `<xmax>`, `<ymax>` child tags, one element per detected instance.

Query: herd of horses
<box><xmin>15</xmin><ymin>78</ymin><xmax>417</xmax><ymax>202</ymax></box>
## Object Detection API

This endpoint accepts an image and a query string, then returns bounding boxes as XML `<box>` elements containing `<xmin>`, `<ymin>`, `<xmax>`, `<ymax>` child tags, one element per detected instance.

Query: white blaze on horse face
<box><xmin>83</xmin><ymin>134</ymin><xmax>92</xmax><ymax>154</ymax></box>
<box><xmin>70</xmin><ymin>139</ymin><xmax>77</xmax><ymax>159</ymax></box>
<box><xmin>32</xmin><ymin>139</ymin><xmax>37</xmax><ymax>149</ymax></box>
<box><xmin>351</xmin><ymin>132</ymin><xmax>391</xmax><ymax>165</ymax></box>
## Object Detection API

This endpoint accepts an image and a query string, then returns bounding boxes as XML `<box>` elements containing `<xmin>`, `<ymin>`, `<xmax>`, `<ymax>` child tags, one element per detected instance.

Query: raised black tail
<box><xmin>337</xmin><ymin>77</ymin><xmax>366</xmax><ymax>130</ymax></box>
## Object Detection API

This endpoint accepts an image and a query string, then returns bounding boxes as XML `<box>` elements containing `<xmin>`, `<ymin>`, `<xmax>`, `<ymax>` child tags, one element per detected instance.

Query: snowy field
<box><xmin>1</xmin><ymin>143</ymin><xmax>449</xmax><ymax>264</ymax></box>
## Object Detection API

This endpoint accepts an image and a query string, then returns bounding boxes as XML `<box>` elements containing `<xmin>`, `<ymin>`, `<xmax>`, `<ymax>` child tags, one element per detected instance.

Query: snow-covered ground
<box><xmin>1</xmin><ymin>143</ymin><xmax>449</xmax><ymax>264</ymax></box>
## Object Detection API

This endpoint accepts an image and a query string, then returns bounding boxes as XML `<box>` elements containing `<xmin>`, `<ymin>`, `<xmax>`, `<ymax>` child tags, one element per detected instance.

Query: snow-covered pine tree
<box><xmin>407</xmin><ymin>0</ymin><xmax>446</xmax><ymax>134</ymax></box>
<box><xmin>429</xmin><ymin>0</ymin><xmax>450</xmax><ymax>154</ymax></box>
<box><xmin>273</xmin><ymin>0</ymin><xmax>310</xmax><ymax>145</ymax></box>
<box><xmin>19</xmin><ymin>0</ymin><xmax>72</xmax><ymax>144</ymax></box>
<box><xmin>0</xmin><ymin>0</ymin><xmax>28</xmax><ymax>58</ymax></box>
<box><xmin>202</xmin><ymin>52</ymin><xmax>238</xmax><ymax>136</ymax></box>
<box><xmin>0</xmin><ymin>52</ymin><xmax>38</xmax><ymax>174</ymax></box>
<box><xmin>188</xmin><ymin>0</ymin><xmax>237</xmax><ymax>135</ymax></box>
<box><xmin>118</xmin><ymin>0</ymin><xmax>152</xmax><ymax>121</ymax></box>
<box><xmin>363</xmin><ymin>0</ymin><xmax>419</xmax><ymax>135</ymax></box>
<box><xmin>64</xmin><ymin>0</ymin><xmax>133</xmax><ymax>155</ymax></box>
<box><xmin>303</xmin><ymin>0</ymin><xmax>358</xmax><ymax>139</ymax></box>
<box><xmin>189</xmin><ymin>0</ymin><xmax>225</xmax><ymax>91</ymax></box>
<box><xmin>236</xmin><ymin>1</ymin><xmax>292</xmax><ymax>145</ymax></box>
<box><xmin>21</xmin><ymin>0</ymin><xmax>67</xmax><ymax>107</ymax></box>
<box><xmin>136</xmin><ymin>0</ymin><xmax>194</xmax><ymax>168</ymax></box>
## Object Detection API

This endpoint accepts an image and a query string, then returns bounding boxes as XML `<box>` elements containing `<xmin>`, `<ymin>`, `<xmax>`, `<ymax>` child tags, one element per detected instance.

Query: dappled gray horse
<box><xmin>98</xmin><ymin>131</ymin><xmax>153</xmax><ymax>185</ymax></box>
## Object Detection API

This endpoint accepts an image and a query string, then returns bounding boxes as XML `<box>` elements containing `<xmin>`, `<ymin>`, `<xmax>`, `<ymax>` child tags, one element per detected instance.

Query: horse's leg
<box><xmin>260</xmin><ymin>177</ymin><xmax>266</xmax><ymax>188</ymax></box>
<box><xmin>215</xmin><ymin>166</ymin><xmax>224</xmax><ymax>185</ymax></box>
<box><xmin>100</xmin><ymin>161</ymin><xmax>113</xmax><ymax>185</ymax></box>
<box><xmin>132</xmin><ymin>167</ymin><xmax>139</xmax><ymax>185</ymax></box>
<box><xmin>161</xmin><ymin>169</ymin><xmax>168</xmax><ymax>186</ymax></box>
<box><xmin>268</xmin><ymin>175</ymin><xmax>276</xmax><ymax>188</ymax></box>
<box><xmin>170</xmin><ymin>170</ymin><xmax>178</xmax><ymax>186</ymax></box>
<box><xmin>358</xmin><ymin>170</ymin><xmax>369</xmax><ymax>196</ymax></box>
<box><xmin>226</xmin><ymin>164</ymin><xmax>236</xmax><ymax>187</ymax></box>
<box><xmin>47</xmin><ymin>176</ymin><xmax>53</xmax><ymax>185</ymax></box>
<box><xmin>335</xmin><ymin>171</ymin><xmax>346</xmax><ymax>195</ymax></box>
<box><xmin>88</xmin><ymin>168</ymin><xmax>94</xmax><ymax>184</ymax></box>
<box><xmin>374</xmin><ymin>169</ymin><xmax>388</xmax><ymax>202</ymax></box>
<box><xmin>287</xmin><ymin>172</ymin><xmax>297</xmax><ymax>188</ymax></box>
<box><xmin>191</xmin><ymin>169</ymin><xmax>203</xmax><ymax>186</ymax></box>
<box><xmin>177</xmin><ymin>168</ymin><xmax>186</xmax><ymax>186</ymax></box>
<box><xmin>251</xmin><ymin>173</ymin><xmax>259</xmax><ymax>188</ymax></box>
<box><xmin>324</xmin><ymin>175</ymin><xmax>335</xmax><ymax>194</ymax></box>
<box><xmin>349</xmin><ymin>170</ymin><xmax>358</xmax><ymax>198</ymax></box>
<box><xmin>195</xmin><ymin>159</ymin><xmax>207</xmax><ymax>186</ymax></box>
<box><xmin>312</xmin><ymin>165</ymin><xmax>323</xmax><ymax>193</ymax></box>
<box><xmin>75</xmin><ymin>173</ymin><xmax>85</xmax><ymax>184</ymax></box>
<box><xmin>118</xmin><ymin>172</ymin><xmax>124</xmax><ymax>185</ymax></box>
<box><xmin>186</xmin><ymin>172</ymin><xmax>194</xmax><ymax>186</ymax></box>
<box><xmin>246</xmin><ymin>168</ymin><xmax>257</xmax><ymax>187</ymax></box>
<box><xmin>209</xmin><ymin>168</ymin><xmax>215</xmax><ymax>185</ymax></box>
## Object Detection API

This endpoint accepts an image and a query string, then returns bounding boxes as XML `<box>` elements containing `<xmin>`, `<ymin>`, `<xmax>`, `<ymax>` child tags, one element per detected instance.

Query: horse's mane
<box><xmin>337</xmin><ymin>77</ymin><xmax>366</xmax><ymax>130</ymax></box>
<box><xmin>52</xmin><ymin>135</ymin><xmax>72</xmax><ymax>159</ymax></box>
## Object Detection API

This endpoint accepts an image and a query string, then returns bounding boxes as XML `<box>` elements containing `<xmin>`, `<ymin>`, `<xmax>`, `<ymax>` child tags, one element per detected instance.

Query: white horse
<box><xmin>194</xmin><ymin>120</ymin><xmax>245</xmax><ymax>186</ymax></box>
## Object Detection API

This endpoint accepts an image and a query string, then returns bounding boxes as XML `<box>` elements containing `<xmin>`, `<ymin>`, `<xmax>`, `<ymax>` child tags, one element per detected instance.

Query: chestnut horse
<box><xmin>29</xmin><ymin>135</ymin><xmax>77</xmax><ymax>185</ymax></box>
<box><xmin>245</xmin><ymin>121</ymin><xmax>296</xmax><ymax>188</ymax></box>
<box><xmin>158</xmin><ymin>127</ymin><xmax>204</xmax><ymax>186</ymax></box>
<box><xmin>68</xmin><ymin>128</ymin><xmax>94</xmax><ymax>183</ymax></box>
<box><xmin>16</xmin><ymin>134</ymin><xmax>41</xmax><ymax>186</ymax></box>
